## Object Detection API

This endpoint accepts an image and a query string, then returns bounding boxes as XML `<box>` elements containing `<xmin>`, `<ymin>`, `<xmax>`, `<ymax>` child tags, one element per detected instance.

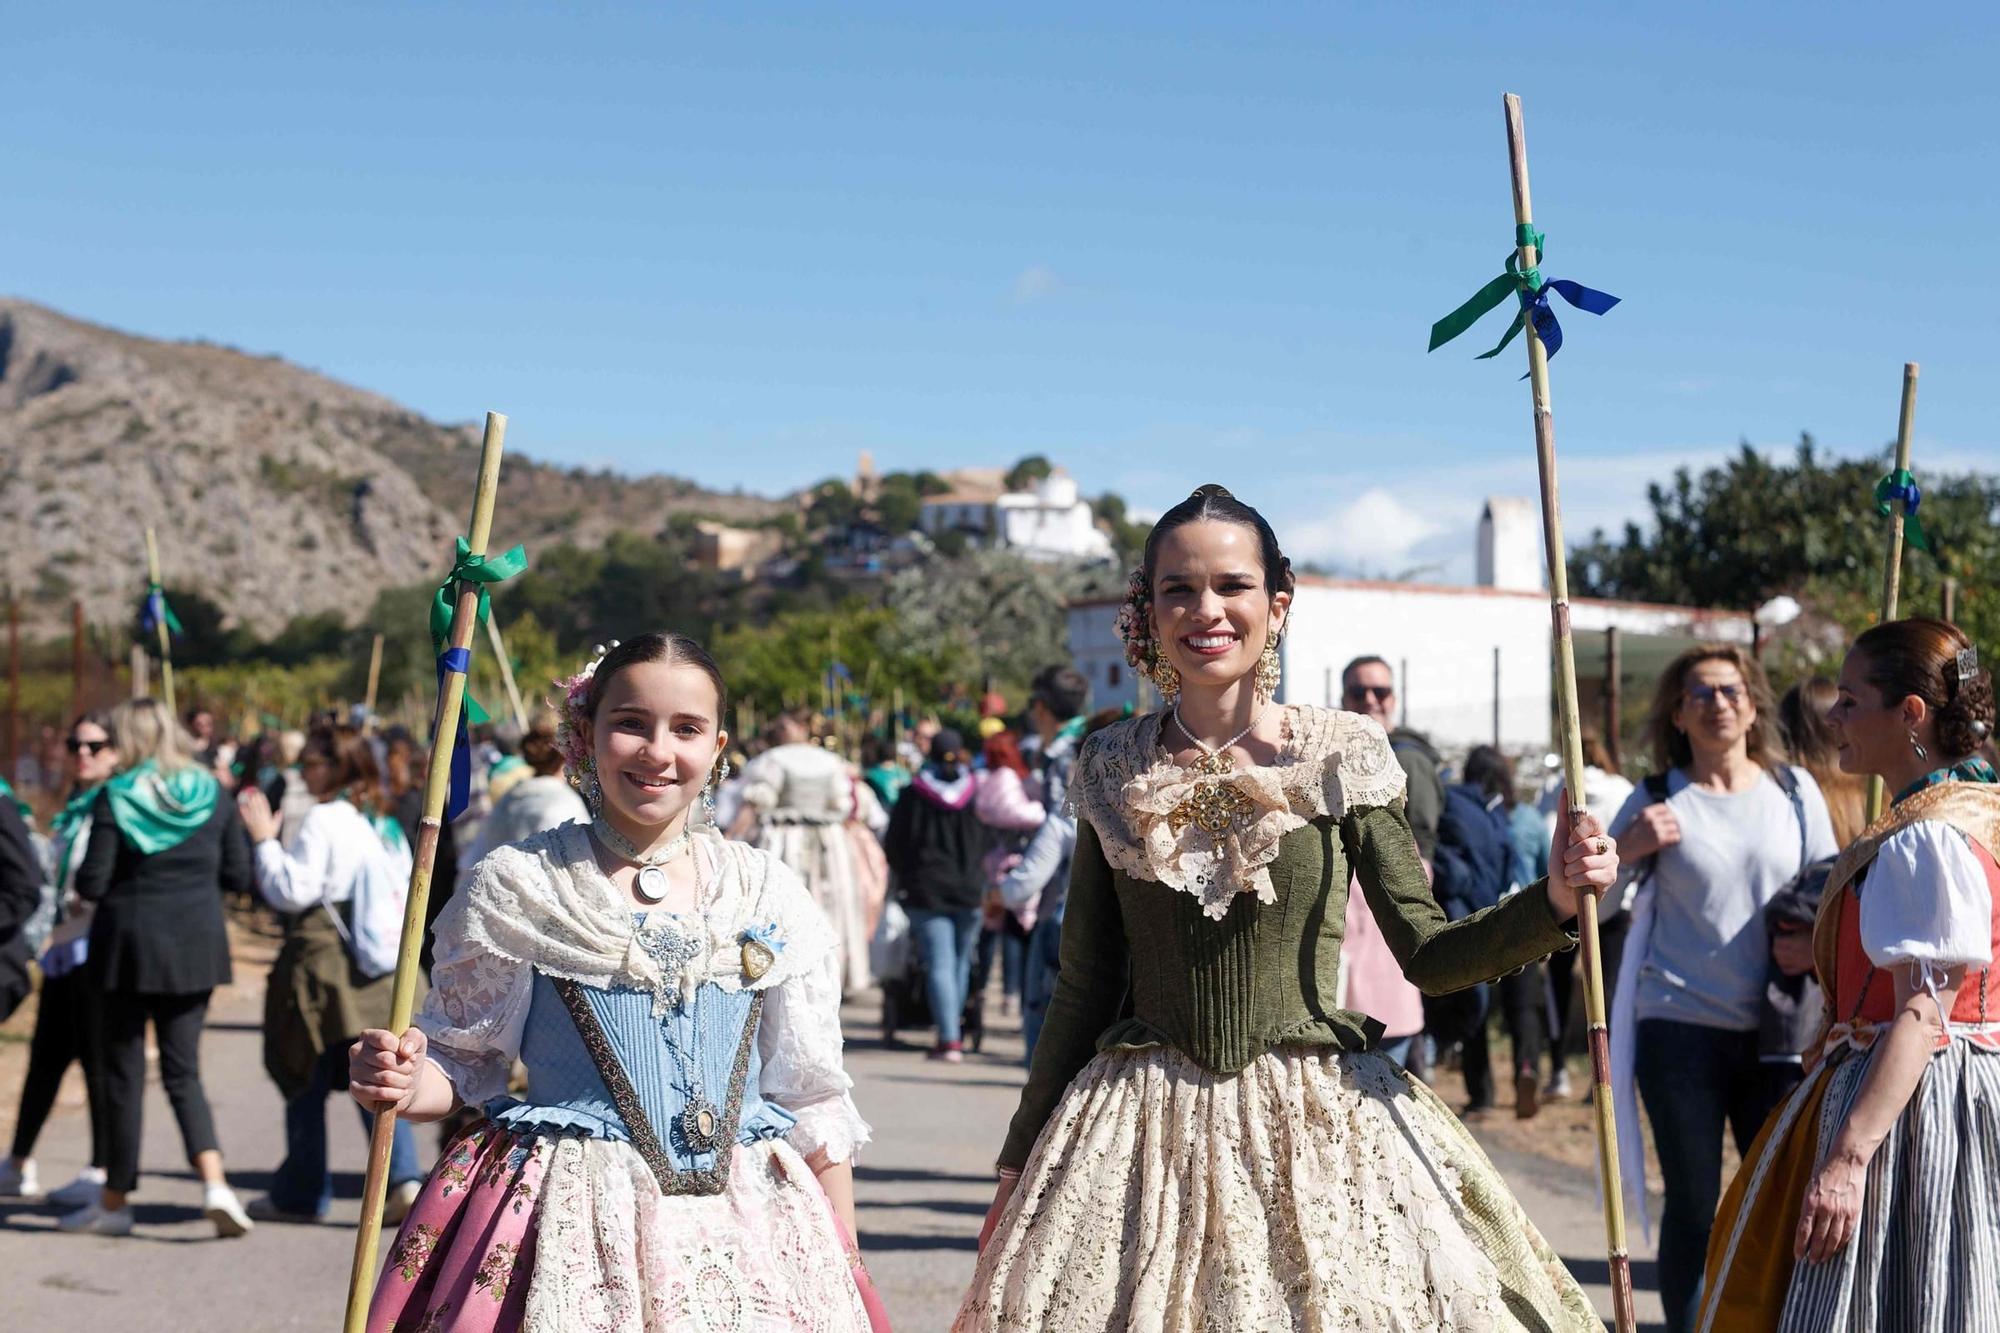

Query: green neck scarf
<box><xmin>104</xmin><ymin>761</ymin><xmax>221</xmax><ymax>855</ymax></box>
<box><xmin>0</xmin><ymin>775</ymin><xmax>30</xmax><ymax>824</ymax></box>
<box><xmin>50</xmin><ymin>784</ymin><xmax>102</xmax><ymax>863</ymax></box>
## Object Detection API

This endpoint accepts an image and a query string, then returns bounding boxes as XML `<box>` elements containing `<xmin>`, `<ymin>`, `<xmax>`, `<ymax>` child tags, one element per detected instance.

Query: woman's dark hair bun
<box><xmin>1854</xmin><ymin>617</ymin><xmax>1995</xmax><ymax>760</ymax></box>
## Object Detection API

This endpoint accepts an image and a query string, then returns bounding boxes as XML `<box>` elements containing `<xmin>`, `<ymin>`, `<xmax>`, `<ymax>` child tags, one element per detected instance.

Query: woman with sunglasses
<box><xmin>1</xmin><ymin>715</ymin><xmax>119</xmax><ymax>1207</ymax></box>
<box><xmin>1604</xmin><ymin>644</ymin><xmax>1838</xmax><ymax>1333</ymax></box>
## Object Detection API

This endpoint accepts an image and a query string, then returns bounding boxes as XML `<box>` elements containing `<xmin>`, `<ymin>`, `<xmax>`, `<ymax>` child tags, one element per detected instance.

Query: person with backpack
<box><xmin>1604</xmin><ymin>645</ymin><xmax>1838</xmax><ymax>1333</ymax></box>
<box><xmin>1427</xmin><ymin>746</ymin><xmax>1516</xmax><ymax>1113</ymax></box>
<box><xmin>236</xmin><ymin>721</ymin><xmax>425</xmax><ymax>1225</ymax></box>
<box><xmin>883</xmin><ymin>729</ymin><xmax>992</xmax><ymax>1062</ymax></box>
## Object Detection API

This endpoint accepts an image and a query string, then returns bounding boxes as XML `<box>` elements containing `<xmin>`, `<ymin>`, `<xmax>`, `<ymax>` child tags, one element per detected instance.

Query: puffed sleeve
<box><xmin>1859</xmin><ymin>821</ymin><xmax>1993</xmax><ymax>1005</ymax></box>
<box><xmin>414</xmin><ymin>889</ymin><xmax>534</xmax><ymax>1107</ymax></box>
<box><xmin>738</xmin><ymin>750</ymin><xmax>784</xmax><ymax>813</ymax></box>
<box><xmin>759</xmin><ymin>944</ymin><xmax>871</xmax><ymax>1164</ymax></box>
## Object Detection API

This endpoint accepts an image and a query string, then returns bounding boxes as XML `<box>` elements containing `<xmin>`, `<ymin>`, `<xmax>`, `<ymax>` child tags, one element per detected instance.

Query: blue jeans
<box><xmin>1634</xmin><ymin>1018</ymin><xmax>1793</xmax><ymax>1333</ymax></box>
<box><xmin>270</xmin><ymin>1045</ymin><xmax>422</xmax><ymax>1216</ymax></box>
<box><xmin>909</xmin><ymin>909</ymin><xmax>981</xmax><ymax>1047</ymax></box>
<box><xmin>1021</xmin><ymin>911</ymin><xmax>1064</xmax><ymax>1064</ymax></box>
<box><xmin>1376</xmin><ymin>1035</ymin><xmax>1415</xmax><ymax>1070</ymax></box>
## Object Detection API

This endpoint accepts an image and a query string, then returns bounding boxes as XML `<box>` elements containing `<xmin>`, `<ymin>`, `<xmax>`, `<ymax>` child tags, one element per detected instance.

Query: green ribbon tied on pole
<box><xmin>429</xmin><ymin>537</ymin><xmax>530</xmax><ymax>729</ymax></box>
<box><xmin>1428</xmin><ymin>225</ymin><xmax>1619</xmax><ymax>362</ymax></box>
<box><xmin>1873</xmin><ymin>469</ymin><xmax>1932</xmax><ymax>554</ymax></box>
<box><xmin>430</xmin><ymin>537</ymin><xmax>528</xmax><ymax>819</ymax></box>
<box><xmin>139</xmin><ymin>582</ymin><xmax>184</xmax><ymax>637</ymax></box>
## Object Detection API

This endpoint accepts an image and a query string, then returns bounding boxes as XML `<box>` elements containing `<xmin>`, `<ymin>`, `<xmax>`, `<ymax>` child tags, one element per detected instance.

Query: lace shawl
<box><xmin>419</xmin><ymin>821</ymin><xmax>870</xmax><ymax>1163</ymax></box>
<box><xmin>1066</xmin><ymin>705</ymin><xmax>1407</xmax><ymax>920</ymax></box>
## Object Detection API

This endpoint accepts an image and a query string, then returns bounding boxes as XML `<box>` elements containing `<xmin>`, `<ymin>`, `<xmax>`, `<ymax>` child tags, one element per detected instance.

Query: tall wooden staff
<box><xmin>483</xmin><ymin>611</ymin><xmax>530</xmax><ymax>729</ymax></box>
<box><xmin>363</xmin><ymin>632</ymin><xmax>386</xmax><ymax>721</ymax></box>
<box><xmin>342</xmin><ymin>412</ymin><xmax>510</xmax><ymax>1333</ymax></box>
<box><xmin>71</xmin><ymin>600</ymin><xmax>87</xmax><ymax>715</ymax></box>
<box><xmin>1503</xmin><ymin>94</ymin><xmax>1636</xmax><ymax>1332</ymax></box>
<box><xmin>144</xmin><ymin>527</ymin><xmax>177</xmax><ymax>717</ymax></box>
<box><xmin>1866</xmin><ymin>363</ymin><xmax>1920</xmax><ymax>821</ymax></box>
<box><xmin>1429</xmin><ymin>93</ymin><xmax>1633</xmax><ymax>1329</ymax></box>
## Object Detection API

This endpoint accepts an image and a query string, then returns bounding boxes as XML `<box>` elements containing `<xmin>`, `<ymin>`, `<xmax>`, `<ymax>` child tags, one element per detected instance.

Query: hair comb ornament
<box><xmin>1956</xmin><ymin>645</ymin><xmax>1980</xmax><ymax>682</ymax></box>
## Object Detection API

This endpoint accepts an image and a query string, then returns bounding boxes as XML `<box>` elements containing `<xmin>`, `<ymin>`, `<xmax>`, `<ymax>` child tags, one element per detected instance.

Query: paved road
<box><xmin>0</xmin><ymin>970</ymin><xmax>1663</xmax><ymax>1330</ymax></box>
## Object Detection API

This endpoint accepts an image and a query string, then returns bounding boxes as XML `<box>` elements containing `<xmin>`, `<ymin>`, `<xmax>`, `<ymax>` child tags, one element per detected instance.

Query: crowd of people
<box><xmin>0</xmin><ymin>484</ymin><xmax>1994</xmax><ymax>1332</ymax></box>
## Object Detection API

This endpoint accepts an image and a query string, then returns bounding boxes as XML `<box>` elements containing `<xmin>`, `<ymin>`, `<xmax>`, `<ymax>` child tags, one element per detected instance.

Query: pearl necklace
<box><xmin>592</xmin><ymin>816</ymin><xmax>695</xmax><ymax>905</ymax></box>
<box><xmin>1170</xmin><ymin>701</ymin><xmax>1266</xmax><ymax>765</ymax></box>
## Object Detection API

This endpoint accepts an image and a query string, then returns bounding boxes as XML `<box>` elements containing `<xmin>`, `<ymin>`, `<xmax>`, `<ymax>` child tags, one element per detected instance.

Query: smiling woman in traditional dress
<box><xmin>1698</xmin><ymin>617</ymin><xmax>2000</xmax><ymax>1333</ymax></box>
<box><xmin>351</xmin><ymin>633</ymin><xmax>883</xmax><ymax>1332</ymax></box>
<box><xmin>956</xmin><ymin>484</ymin><xmax>1619</xmax><ymax>1332</ymax></box>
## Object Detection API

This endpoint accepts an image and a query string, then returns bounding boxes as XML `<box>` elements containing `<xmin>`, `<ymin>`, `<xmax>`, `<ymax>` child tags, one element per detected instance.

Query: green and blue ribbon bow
<box><xmin>1873</xmin><ymin>469</ymin><xmax>1932</xmax><ymax>554</ymax></box>
<box><xmin>429</xmin><ymin>536</ymin><xmax>529</xmax><ymax>818</ymax></box>
<box><xmin>1428</xmin><ymin>225</ymin><xmax>1619</xmax><ymax>364</ymax></box>
<box><xmin>138</xmin><ymin>581</ymin><xmax>183</xmax><ymax>637</ymax></box>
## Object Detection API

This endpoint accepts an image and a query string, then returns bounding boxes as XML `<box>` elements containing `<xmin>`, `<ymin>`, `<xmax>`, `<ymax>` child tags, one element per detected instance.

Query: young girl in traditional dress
<box><xmin>1699</xmin><ymin>617</ymin><xmax>2000</xmax><ymax>1332</ymax></box>
<box><xmin>958</xmin><ymin>485</ymin><xmax>1622</xmax><ymax>1332</ymax></box>
<box><xmin>351</xmin><ymin>633</ymin><xmax>883</xmax><ymax>1332</ymax></box>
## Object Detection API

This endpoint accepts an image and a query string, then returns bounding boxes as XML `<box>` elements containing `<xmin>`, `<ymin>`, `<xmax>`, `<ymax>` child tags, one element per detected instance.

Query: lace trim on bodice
<box><xmin>1065</xmin><ymin>705</ymin><xmax>1406</xmax><ymax>919</ymax></box>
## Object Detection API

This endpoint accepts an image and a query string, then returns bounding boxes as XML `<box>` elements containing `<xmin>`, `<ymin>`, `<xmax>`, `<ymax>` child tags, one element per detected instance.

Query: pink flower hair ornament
<box><xmin>1113</xmin><ymin>565</ymin><xmax>1153</xmax><ymax>671</ymax></box>
<box><xmin>552</xmin><ymin>640</ymin><xmax>620</xmax><ymax>792</ymax></box>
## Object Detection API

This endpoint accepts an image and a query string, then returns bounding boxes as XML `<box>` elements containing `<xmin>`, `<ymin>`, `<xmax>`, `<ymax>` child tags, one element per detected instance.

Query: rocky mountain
<box><xmin>0</xmin><ymin>299</ymin><xmax>787</xmax><ymax>636</ymax></box>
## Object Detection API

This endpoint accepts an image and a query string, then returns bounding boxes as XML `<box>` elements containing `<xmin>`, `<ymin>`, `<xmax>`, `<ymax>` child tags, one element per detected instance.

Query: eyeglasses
<box><xmin>66</xmin><ymin>738</ymin><xmax>111</xmax><ymax>756</ymax></box>
<box><xmin>1685</xmin><ymin>683</ymin><xmax>1747</xmax><ymax>707</ymax></box>
<box><xmin>1344</xmin><ymin>685</ymin><xmax>1395</xmax><ymax>702</ymax></box>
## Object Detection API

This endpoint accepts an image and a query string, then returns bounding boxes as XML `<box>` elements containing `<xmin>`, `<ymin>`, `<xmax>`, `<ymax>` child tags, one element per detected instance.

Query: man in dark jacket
<box><xmin>883</xmin><ymin>731</ymin><xmax>990</xmax><ymax>1062</ymax></box>
<box><xmin>0</xmin><ymin>793</ymin><xmax>44</xmax><ymax>1023</ymax></box>
<box><xmin>1341</xmin><ymin>656</ymin><xmax>1445</xmax><ymax>860</ymax></box>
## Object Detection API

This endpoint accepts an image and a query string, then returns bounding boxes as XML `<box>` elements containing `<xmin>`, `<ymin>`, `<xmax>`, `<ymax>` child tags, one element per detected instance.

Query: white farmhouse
<box><xmin>919</xmin><ymin>468</ymin><xmax>1112</xmax><ymax>561</ymax></box>
<box><xmin>1066</xmin><ymin>497</ymin><xmax>1755</xmax><ymax>755</ymax></box>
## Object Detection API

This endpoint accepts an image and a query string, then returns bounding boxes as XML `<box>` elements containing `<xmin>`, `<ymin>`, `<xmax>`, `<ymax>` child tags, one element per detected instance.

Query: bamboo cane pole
<box><xmin>1866</xmin><ymin>364</ymin><xmax>1920</xmax><ymax>823</ymax></box>
<box><xmin>363</xmin><ymin>633</ymin><xmax>386</xmax><ymax>721</ymax></box>
<box><xmin>72</xmin><ymin>600</ymin><xmax>87</xmax><ymax>715</ymax></box>
<box><xmin>144</xmin><ymin>528</ymin><xmax>177</xmax><ymax>718</ymax></box>
<box><xmin>483</xmin><ymin>611</ymin><xmax>529</xmax><ymax>729</ymax></box>
<box><xmin>1502</xmin><ymin>92</ymin><xmax>1636</xmax><ymax>1332</ymax></box>
<box><xmin>342</xmin><ymin>411</ymin><xmax>510</xmax><ymax>1333</ymax></box>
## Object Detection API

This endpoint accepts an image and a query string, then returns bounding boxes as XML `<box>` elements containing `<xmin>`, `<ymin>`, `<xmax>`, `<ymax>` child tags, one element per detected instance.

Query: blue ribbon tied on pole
<box><xmin>429</xmin><ymin>537</ymin><xmax>529</xmax><ymax>819</ymax></box>
<box><xmin>1873</xmin><ymin>469</ymin><xmax>1932</xmax><ymax>554</ymax></box>
<box><xmin>138</xmin><ymin>582</ymin><xmax>184</xmax><ymax>637</ymax></box>
<box><xmin>1428</xmin><ymin>226</ymin><xmax>1619</xmax><ymax>365</ymax></box>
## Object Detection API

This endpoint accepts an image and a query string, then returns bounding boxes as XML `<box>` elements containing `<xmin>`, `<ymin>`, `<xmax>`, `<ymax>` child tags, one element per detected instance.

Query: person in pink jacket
<box><xmin>973</xmin><ymin>731</ymin><xmax>1043</xmax><ymax>1019</ymax></box>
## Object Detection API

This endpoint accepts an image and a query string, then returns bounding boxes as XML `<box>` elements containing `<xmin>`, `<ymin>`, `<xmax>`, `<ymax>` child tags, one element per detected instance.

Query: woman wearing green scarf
<box><xmin>0</xmin><ymin>713</ymin><xmax>119</xmax><ymax>1208</ymax></box>
<box><xmin>59</xmin><ymin>698</ymin><xmax>255</xmax><ymax>1239</ymax></box>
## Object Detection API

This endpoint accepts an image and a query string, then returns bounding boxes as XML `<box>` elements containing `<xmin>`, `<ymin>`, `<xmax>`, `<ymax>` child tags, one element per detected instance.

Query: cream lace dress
<box><xmin>956</xmin><ymin>706</ymin><xmax>1602</xmax><ymax>1332</ymax></box>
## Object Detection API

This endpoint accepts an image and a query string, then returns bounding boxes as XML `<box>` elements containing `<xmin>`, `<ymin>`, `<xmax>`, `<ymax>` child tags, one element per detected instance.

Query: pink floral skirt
<box><xmin>369</xmin><ymin>1122</ymin><xmax>874</xmax><ymax>1333</ymax></box>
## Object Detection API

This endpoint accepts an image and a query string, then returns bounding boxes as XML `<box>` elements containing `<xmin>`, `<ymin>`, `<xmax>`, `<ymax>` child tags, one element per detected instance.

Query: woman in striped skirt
<box><xmin>1700</xmin><ymin>616</ymin><xmax>2000</xmax><ymax>1332</ymax></box>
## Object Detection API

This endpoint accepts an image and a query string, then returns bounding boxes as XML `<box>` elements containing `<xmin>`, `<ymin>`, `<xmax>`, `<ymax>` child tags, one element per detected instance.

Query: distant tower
<box><xmin>856</xmin><ymin>451</ymin><xmax>879</xmax><ymax>503</ymax></box>
<box><xmin>1477</xmin><ymin>497</ymin><xmax>1544</xmax><ymax>592</ymax></box>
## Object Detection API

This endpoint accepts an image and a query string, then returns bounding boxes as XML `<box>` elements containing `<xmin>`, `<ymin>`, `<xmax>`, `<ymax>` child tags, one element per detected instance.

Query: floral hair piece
<box><xmin>1113</xmin><ymin>565</ymin><xmax>1152</xmax><ymax>671</ymax></box>
<box><xmin>553</xmin><ymin>640</ymin><xmax>620</xmax><ymax>785</ymax></box>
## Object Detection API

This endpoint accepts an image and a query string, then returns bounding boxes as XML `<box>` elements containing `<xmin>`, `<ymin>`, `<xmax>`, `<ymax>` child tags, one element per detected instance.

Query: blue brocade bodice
<box><xmin>487</xmin><ymin>967</ymin><xmax>795</xmax><ymax>1173</ymax></box>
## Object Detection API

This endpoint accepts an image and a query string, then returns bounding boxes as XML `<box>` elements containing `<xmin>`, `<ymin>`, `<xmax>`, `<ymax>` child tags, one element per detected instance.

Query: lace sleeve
<box><xmin>759</xmin><ymin>944</ymin><xmax>871</xmax><ymax>1164</ymax></box>
<box><xmin>414</xmin><ymin>893</ymin><xmax>534</xmax><ymax>1107</ymax></box>
<box><xmin>1322</xmin><ymin>710</ymin><xmax>1407</xmax><ymax>815</ymax></box>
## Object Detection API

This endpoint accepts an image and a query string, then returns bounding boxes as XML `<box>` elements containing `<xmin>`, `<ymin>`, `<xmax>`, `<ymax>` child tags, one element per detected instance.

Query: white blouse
<box><xmin>1859</xmin><ymin>819</ymin><xmax>1995</xmax><ymax>1002</ymax></box>
<box><xmin>417</xmin><ymin>824</ymin><xmax>871</xmax><ymax>1165</ymax></box>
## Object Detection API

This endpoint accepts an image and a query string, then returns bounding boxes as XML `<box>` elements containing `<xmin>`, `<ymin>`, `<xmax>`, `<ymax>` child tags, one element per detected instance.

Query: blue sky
<box><xmin>10</xmin><ymin>4</ymin><xmax>1996</xmax><ymax>581</ymax></box>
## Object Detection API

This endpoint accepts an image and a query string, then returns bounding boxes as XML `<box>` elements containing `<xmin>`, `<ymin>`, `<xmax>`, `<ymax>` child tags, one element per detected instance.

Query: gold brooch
<box><xmin>741</xmin><ymin>939</ymin><xmax>775</xmax><ymax>982</ymax></box>
<box><xmin>1165</xmin><ymin>750</ymin><xmax>1255</xmax><ymax>837</ymax></box>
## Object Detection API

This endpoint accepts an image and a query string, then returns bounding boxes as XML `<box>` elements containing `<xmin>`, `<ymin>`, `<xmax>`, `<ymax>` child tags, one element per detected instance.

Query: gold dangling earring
<box><xmin>1255</xmin><ymin>634</ymin><xmax>1282</xmax><ymax>705</ymax></box>
<box><xmin>1146</xmin><ymin>641</ymin><xmax>1181</xmax><ymax>703</ymax></box>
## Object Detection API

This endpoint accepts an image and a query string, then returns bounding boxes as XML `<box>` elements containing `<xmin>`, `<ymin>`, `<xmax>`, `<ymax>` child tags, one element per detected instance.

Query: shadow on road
<box><xmin>863</xmin><ymin>1230</ymin><xmax>978</xmax><ymax>1252</ymax></box>
<box><xmin>855</xmin><ymin>1165</ymin><xmax>994</xmax><ymax>1187</ymax></box>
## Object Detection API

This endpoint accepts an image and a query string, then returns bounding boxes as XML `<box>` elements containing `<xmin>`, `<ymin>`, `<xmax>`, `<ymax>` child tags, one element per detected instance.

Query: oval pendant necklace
<box><xmin>593</xmin><ymin>816</ymin><xmax>693</xmax><ymax>904</ymax></box>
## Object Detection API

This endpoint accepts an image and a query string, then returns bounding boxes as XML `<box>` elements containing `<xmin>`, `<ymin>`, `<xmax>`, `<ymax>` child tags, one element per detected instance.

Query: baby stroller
<box><xmin>872</xmin><ymin>898</ymin><xmax>986</xmax><ymax>1053</ymax></box>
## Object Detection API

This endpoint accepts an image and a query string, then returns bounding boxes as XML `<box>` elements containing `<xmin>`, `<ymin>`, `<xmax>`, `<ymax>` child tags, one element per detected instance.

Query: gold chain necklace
<box><xmin>1165</xmin><ymin>703</ymin><xmax>1263</xmax><ymax>837</ymax></box>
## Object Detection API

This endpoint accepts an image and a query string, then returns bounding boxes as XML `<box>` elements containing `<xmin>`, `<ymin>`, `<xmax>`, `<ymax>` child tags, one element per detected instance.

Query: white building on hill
<box><xmin>920</xmin><ymin>468</ymin><xmax>1112</xmax><ymax>561</ymax></box>
<box><xmin>1067</xmin><ymin>497</ymin><xmax>1755</xmax><ymax>754</ymax></box>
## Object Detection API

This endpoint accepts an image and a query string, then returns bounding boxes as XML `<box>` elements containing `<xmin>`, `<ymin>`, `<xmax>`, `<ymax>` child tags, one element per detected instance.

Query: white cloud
<box><xmin>1283</xmin><ymin>486</ymin><xmax>1444</xmax><ymax>570</ymax></box>
<box><xmin>1011</xmin><ymin>265</ymin><xmax>1062</xmax><ymax>304</ymax></box>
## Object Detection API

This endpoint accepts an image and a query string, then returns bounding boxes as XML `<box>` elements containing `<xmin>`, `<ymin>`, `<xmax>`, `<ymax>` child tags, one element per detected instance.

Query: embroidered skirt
<box><xmin>956</xmin><ymin>1045</ymin><xmax>1602</xmax><ymax>1332</ymax></box>
<box><xmin>369</xmin><ymin>1122</ymin><xmax>870</xmax><ymax>1333</ymax></box>
<box><xmin>1698</xmin><ymin>1039</ymin><xmax>2000</xmax><ymax>1332</ymax></box>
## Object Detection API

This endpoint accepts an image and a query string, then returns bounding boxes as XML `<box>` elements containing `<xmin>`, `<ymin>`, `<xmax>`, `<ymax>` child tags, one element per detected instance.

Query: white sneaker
<box><xmin>47</xmin><ymin>1167</ymin><xmax>106</xmax><ymax>1208</ymax></box>
<box><xmin>58</xmin><ymin>1201</ymin><xmax>134</xmax><ymax>1236</ymax></box>
<box><xmin>1545</xmin><ymin>1068</ymin><xmax>1575</xmax><ymax>1100</ymax></box>
<box><xmin>203</xmin><ymin>1184</ymin><xmax>254</xmax><ymax>1238</ymax></box>
<box><xmin>381</xmin><ymin>1179</ymin><xmax>422</xmax><ymax>1227</ymax></box>
<box><xmin>0</xmin><ymin>1157</ymin><xmax>40</xmax><ymax>1198</ymax></box>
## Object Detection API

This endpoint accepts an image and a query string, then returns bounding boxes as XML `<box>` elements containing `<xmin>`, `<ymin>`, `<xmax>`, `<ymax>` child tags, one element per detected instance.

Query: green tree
<box><xmin>1004</xmin><ymin>455</ymin><xmax>1054</xmax><ymax>492</ymax></box>
<box><xmin>807</xmin><ymin>479</ymin><xmax>861</xmax><ymax>529</ymax></box>
<box><xmin>884</xmin><ymin>549</ymin><xmax>1088</xmax><ymax>694</ymax></box>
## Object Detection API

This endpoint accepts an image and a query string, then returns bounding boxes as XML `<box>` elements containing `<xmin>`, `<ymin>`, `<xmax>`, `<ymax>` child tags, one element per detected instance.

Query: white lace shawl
<box><xmin>418</xmin><ymin>821</ymin><xmax>871</xmax><ymax>1164</ymax></box>
<box><xmin>1066</xmin><ymin>705</ymin><xmax>1407</xmax><ymax>920</ymax></box>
